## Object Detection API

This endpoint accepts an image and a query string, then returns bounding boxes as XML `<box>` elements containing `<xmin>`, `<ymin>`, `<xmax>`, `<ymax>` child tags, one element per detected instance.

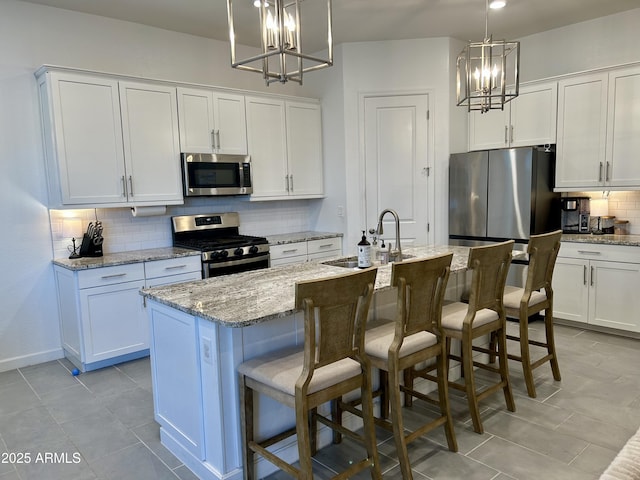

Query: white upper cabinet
<box><xmin>605</xmin><ymin>65</ymin><xmax>640</xmax><ymax>188</ymax></box>
<box><xmin>119</xmin><ymin>81</ymin><xmax>183</xmax><ymax>205</ymax></box>
<box><xmin>38</xmin><ymin>71</ymin><xmax>127</xmax><ymax>205</ymax></box>
<box><xmin>177</xmin><ymin>87</ymin><xmax>247</xmax><ymax>155</ymax></box>
<box><xmin>555</xmin><ymin>73</ymin><xmax>609</xmax><ymax>189</ymax></box>
<box><xmin>37</xmin><ymin>68</ymin><xmax>183</xmax><ymax>207</ymax></box>
<box><xmin>285</xmin><ymin>101</ymin><xmax>324</xmax><ymax>197</ymax></box>
<box><xmin>468</xmin><ymin>82</ymin><xmax>557</xmax><ymax>151</ymax></box>
<box><xmin>246</xmin><ymin>96</ymin><xmax>324</xmax><ymax>200</ymax></box>
<box><xmin>556</xmin><ymin>66</ymin><xmax>640</xmax><ymax>190</ymax></box>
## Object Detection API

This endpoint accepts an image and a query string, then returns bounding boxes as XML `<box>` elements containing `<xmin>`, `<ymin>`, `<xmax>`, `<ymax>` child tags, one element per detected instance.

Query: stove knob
<box><xmin>234</xmin><ymin>247</ymin><xmax>244</xmax><ymax>256</ymax></box>
<box><xmin>249</xmin><ymin>245</ymin><xmax>259</xmax><ymax>254</ymax></box>
<box><xmin>220</xmin><ymin>250</ymin><xmax>229</xmax><ymax>259</ymax></box>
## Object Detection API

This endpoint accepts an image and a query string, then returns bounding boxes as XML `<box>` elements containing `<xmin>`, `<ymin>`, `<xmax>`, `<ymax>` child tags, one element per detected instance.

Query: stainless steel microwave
<box><xmin>182</xmin><ymin>153</ymin><xmax>252</xmax><ymax>196</ymax></box>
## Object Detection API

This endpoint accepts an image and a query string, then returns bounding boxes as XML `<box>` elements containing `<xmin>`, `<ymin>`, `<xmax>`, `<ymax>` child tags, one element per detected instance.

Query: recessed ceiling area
<box><xmin>18</xmin><ymin>0</ymin><xmax>640</xmax><ymax>52</ymax></box>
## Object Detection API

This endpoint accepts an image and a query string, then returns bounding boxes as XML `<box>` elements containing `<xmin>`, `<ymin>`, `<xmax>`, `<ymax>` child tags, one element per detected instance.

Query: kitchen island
<box><xmin>141</xmin><ymin>245</ymin><xmax>471</xmax><ymax>480</ymax></box>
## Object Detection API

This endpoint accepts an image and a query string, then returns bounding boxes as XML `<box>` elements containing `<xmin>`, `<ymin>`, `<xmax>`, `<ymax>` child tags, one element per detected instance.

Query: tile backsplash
<box><xmin>574</xmin><ymin>191</ymin><xmax>640</xmax><ymax>234</ymax></box>
<box><xmin>49</xmin><ymin>198</ymin><xmax>316</xmax><ymax>260</ymax></box>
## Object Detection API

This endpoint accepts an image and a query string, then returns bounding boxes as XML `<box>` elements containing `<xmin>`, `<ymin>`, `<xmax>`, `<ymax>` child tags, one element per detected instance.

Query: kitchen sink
<box><xmin>322</xmin><ymin>254</ymin><xmax>414</xmax><ymax>268</ymax></box>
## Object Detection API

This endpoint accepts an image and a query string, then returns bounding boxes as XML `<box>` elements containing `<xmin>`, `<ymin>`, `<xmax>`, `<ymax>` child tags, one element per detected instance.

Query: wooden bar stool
<box><xmin>238</xmin><ymin>268</ymin><xmax>381</xmax><ymax>480</ymax></box>
<box><xmin>409</xmin><ymin>240</ymin><xmax>515</xmax><ymax>435</ymax></box>
<box><xmin>501</xmin><ymin>229</ymin><xmax>563</xmax><ymax>398</ymax></box>
<box><xmin>360</xmin><ymin>254</ymin><xmax>458</xmax><ymax>480</ymax></box>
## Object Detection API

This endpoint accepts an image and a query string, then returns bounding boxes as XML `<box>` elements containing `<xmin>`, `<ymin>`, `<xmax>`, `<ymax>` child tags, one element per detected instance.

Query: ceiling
<box><xmin>19</xmin><ymin>0</ymin><xmax>640</xmax><ymax>53</ymax></box>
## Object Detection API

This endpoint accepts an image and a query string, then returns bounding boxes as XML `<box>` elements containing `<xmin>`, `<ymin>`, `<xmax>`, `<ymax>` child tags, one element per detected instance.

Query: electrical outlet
<box><xmin>202</xmin><ymin>337</ymin><xmax>213</xmax><ymax>365</ymax></box>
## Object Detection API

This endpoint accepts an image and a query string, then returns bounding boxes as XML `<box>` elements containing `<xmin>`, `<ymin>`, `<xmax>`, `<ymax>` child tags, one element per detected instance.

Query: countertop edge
<box><xmin>266</xmin><ymin>231</ymin><xmax>343</xmax><ymax>245</ymax></box>
<box><xmin>53</xmin><ymin>247</ymin><xmax>201</xmax><ymax>271</ymax></box>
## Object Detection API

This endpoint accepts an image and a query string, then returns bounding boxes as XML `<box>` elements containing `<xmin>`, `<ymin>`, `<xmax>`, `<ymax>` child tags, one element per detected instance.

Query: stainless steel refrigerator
<box><xmin>449</xmin><ymin>147</ymin><xmax>560</xmax><ymax>285</ymax></box>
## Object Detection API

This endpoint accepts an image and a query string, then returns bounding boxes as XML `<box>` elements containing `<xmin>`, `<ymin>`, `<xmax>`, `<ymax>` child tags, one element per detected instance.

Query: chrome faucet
<box><xmin>375</xmin><ymin>208</ymin><xmax>402</xmax><ymax>262</ymax></box>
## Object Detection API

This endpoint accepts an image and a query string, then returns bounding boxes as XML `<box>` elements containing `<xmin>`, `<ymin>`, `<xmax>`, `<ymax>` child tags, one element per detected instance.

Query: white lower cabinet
<box><xmin>55</xmin><ymin>255</ymin><xmax>201</xmax><ymax>371</ymax></box>
<box><xmin>553</xmin><ymin>243</ymin><xmax>640</xmax><ymax>333</ymax></box>
<box><xmin>270</xmin><ymin>237</ymin><xmax>342</xmax><ymax>267</ymax></box>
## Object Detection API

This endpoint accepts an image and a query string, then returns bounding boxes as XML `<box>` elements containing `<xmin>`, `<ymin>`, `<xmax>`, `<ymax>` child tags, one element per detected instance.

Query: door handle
<box><xmin>211</xmin><ymin>129</ymin><xmax>216</xmax><ymax>150</ymax></box>
<box><xmin>285</xmin><ymin>174</ymin><xmax>290</xmax><ymax>192</ymax></box>
<box><xmin>289</xmin><ymin>174</ymin><xmax>294</xmax><ymax>192</ymax></box>
<box><xmin>583</xmin><ymin>265</ymin><xmax>587</xmax><ymax>285</ymax></box>
<box><xmin>504</xmin><ymin>125</ymin><xmax>508</xmax><ymax>144</ymax></box>
<box><xmin>606</xmin><ymin>161</ymin><xmax>610</xmax><ymax>182</ymax></box>
<box><xmin>121</xmin><ymin>175</ymin><xmax>127</xmax><ymax>197</ymax></box>
<box><xmin>128</xmin><ymin>175</ymin><xmax>134</xmax><ymax>196</ymax></box>
<box><xmin>598</xmin><ymin>162</ymin><xmax>603</xmax><ymax>182</ymax></box>
<box><xmin>215</xmin><ymin>130</ymin><xmax>221</xmax><ymax>150</ymax></box>
<box><xmin>590</xmin><ymin>265</ymin><xmax>594</xmax><ymax>286</ymax></box>
<box><xmin>510</xmin><ymin>125</ymin><xmax>514</xmax><ymax>144</ymax></box>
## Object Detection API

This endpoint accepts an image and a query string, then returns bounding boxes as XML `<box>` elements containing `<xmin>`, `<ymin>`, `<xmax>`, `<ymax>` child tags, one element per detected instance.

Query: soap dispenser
<box><xmin>357</xmin><ymin>231</ymin><xmax>372</xmax><ymax>268</ymax></box>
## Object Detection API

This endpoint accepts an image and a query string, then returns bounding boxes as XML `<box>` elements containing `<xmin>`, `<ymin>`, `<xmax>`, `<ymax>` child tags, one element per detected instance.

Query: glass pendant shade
<box><xmin>456</xmin><ymin>2</ymin><xmax>520</xmax><ymax>113</ymax></box>
<box><xmin>227</xmin><ymin>0</ymin><xmax>333</xmax><ymax>85</ymax></box>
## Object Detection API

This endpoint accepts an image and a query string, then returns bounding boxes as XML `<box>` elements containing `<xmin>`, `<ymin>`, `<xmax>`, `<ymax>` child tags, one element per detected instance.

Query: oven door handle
<box><xmin>207</xmin><ymin>255</ymin><xmax>270</xmax><ymax>270</ymax></box>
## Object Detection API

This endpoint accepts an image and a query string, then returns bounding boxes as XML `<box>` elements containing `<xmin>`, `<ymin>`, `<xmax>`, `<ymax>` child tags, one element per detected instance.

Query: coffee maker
<box><xmin>561</xmin><ymin>197</ymin><xmax>590</xmax><ymax>233</ymax></box>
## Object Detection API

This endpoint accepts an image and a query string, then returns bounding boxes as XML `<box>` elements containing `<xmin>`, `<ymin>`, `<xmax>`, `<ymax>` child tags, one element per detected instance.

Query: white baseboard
<box><xmin>0</xmin><ymin>348</ymin><xmax>64</xmax><ymax>373</ymax></box>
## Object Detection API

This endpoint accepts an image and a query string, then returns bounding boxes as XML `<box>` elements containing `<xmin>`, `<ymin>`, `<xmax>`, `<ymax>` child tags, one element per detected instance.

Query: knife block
<box><xmin>79</xmin><ymin>234</ymin><xmax>103</xmax><ymax>257</ymax></box>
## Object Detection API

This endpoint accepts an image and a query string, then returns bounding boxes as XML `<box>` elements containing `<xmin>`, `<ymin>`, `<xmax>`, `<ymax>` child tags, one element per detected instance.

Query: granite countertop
<box><xmin>53</xmin><ymin>247</ymin><xmax>201</xmax><ymax>271</ymax></box>
<box><xmin>266</xmin><ymin>231</ymin><xmax>343</xmax><ymax>245</ymax></box>
<box><xmin>141</xmin><ymin>245</ymin><xmax>471</xmax><ymax>328</ymax></box>
<box><xmin>561</xmin><ymin>234</ymin><xmax>640</xmax><ymax>247</ymax></box>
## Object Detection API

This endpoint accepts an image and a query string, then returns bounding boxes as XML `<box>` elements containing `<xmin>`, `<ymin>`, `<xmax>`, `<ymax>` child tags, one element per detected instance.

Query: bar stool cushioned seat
<box><xmin>338</xmin><ymin>254</ymin><xmax>457</xmax><ymax>480</ymax></box>
<box><xmin>434</xmin><ymin>240</ymin><xmax>516</xmax><ymax>435</ymax></box>
<box><xmin>238</xmin><ymin>267</ymin><xmax>381</xmax><ymax>480</ymax></box>
<box><xmin>501</xmin><ymin>229</ymin><xmax>563</xmax><ymax>398</ymax></box>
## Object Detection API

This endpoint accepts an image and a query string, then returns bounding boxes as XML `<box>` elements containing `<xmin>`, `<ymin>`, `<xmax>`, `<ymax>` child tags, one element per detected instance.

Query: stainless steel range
<box><xmin>172</xmin><ymin>212</ymin><xmax>270</xmax><ymax>278</ymax></box>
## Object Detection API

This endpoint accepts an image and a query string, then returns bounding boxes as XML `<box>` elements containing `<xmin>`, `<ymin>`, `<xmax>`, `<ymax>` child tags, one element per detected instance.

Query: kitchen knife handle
<box><xmin>121</xmin><ymin>175</ymin><xmax>127</xmax><ymax>197</ymax></box>
<box><xmin>129</xmin><ymin>175</ymin><xmax>134</xmax><ymax>196</ymax></box>
<box><xmin>598</xmin><ymin>162</ymin><xmax>603</xmax><ymax>182</ymax></box>
<box><xmin>583</xmin><ymin>265</ymin><xmax>587</xmax><ymax>285</ymax></box>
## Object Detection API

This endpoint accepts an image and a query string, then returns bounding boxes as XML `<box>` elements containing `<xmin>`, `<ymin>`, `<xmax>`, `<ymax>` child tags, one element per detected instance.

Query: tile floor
<box><xmin>0</xmin><ymin>320</ymin><xmax>639</xmax><ymax>480</ymax></box>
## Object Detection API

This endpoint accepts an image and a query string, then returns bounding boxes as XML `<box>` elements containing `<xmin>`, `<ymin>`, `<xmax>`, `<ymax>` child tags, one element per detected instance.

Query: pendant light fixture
<box><xmin>456</xmin><ymin>0</ymin><xmax>520</xmax><ymax>113</ymax></box>
<box><xmin>226</xmin><ymin>0</ymin><xmax>333</xmax><ymax>85</ymax></box>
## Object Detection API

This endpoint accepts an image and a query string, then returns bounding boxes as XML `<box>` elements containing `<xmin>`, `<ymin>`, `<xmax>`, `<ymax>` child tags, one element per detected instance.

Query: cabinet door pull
<box><xmin>606</xmin><ymin>161</ymin><xmax>610</xmax><ymax>182</ymax></box>
<box><xmin>121</xmin><ymin>175</ymin><xmax>127</xmax><ymax>197</ymax></box>
<box><xmin>285</xmin><ymin>174</ymin><xmax>290</xmax><ymax>192</ymax></box>
<box><xmin>128</xmin><ymin>175</ymin><xmax>134</xmax><ymax>196</ymax></box>
<box><xmin>283</xmin><ymin>249</ymin><xmax>299</xmax><ymax>254</ymax></box>
<box><xmin>504</xmin><ymin>125</ymin><xmax>508</xmax><ymax>144</ymax></box>
<box><xmin>318</xmin><ymin>243</ymin><xmax>334</xmax><ymax>249</ymax></box>
<box><xmin>583</xmin><ymin>265</ymin><xmax>587</xmax><ymax>285</ymax></box>
<box><xmin>215</xmin><ymin>130</ymin><xmax>221</xmax><ymax>150</ymax></box>
<box><xmin>577</xmin><ymin>250</ymin><xmax>601</xmax><ymax>255</ymax></box>
<box><xmin>289</xmin><ymin>174</ymin><xmax>294</xmax><ymax>192</ymax></box>
<box><xmin>165</xmin><ymin>265</ymin><xmax>187</xmax><ymax>270</ymax></box>
<box><xmin>590</xmin><ymin>265</ymin><xmax>594</xmax><ymax>286</ymax></box>
<box><xmin>101</xmin><ymin>273</ymin><xmax>127</xmax><ymax>280</ymax></box>
<box><xmin>510</xmin><ymin>125</ymin><xmax>514</xmax><ymax>144</ymax></box>
<box><xmin>211</xmin><ymin>129</ymin><xmax>216</xmax><ymax>150</ymax></box>
<box><xmin>598</xmin><ymin>162</ymin><xmax>603</xmax><ymax>182</ymax></box>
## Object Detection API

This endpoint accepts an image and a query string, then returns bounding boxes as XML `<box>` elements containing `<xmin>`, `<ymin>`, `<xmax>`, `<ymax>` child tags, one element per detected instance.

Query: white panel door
<box><xmin>510</xmin><ymin>82</ymin><xmax>557</xmax><ymax>147</ymax></box>
<box><xmin>213</xmin><ymin>92</ymin><xmax>247</xmax><ymax>155</ymax></box>
<box><xmin>119</xmin><ymin>82</ymin><xmax>183</xmax><ymax>204</ymax></box>
<box><xmin>177</xmin><ymin>87</ymin><xmax>216</xmax><ymax>153</ymax></box>
<box><xmin>364</xmin><ymin>94</ymin><xmax>430</xmax><ymax>246</ymax></box>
